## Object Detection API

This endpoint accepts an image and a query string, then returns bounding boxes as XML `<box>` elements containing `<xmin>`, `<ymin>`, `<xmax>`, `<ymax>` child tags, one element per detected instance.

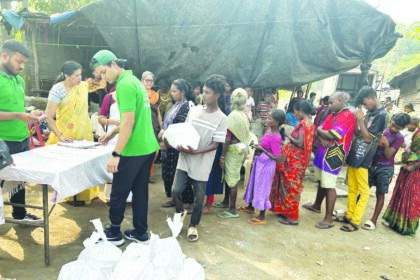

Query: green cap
<box><xmin>90</xmin><ymin>50</ymin><xmax>117</xmax><ymax>69</ymax></box>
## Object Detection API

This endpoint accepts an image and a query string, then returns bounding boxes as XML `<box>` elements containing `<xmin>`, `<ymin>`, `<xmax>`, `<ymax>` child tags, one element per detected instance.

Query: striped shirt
<box><xmin>177</xmin><ymin>105</ymin><xmax>227</xmax><ymax>181</ymax></box>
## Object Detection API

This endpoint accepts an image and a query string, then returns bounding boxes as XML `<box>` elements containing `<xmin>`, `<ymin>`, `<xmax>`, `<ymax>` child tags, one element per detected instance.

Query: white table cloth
<box><xmin>0</xmin><ymin>144</ymin><xmax>114</xmax><ymax>202</ymax></box>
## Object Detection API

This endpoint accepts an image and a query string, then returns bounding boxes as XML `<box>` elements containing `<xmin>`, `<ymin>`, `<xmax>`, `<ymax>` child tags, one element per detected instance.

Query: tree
<box><xmin>373</xmin><ymin>22</ymin><xmax>420</xmax><ymax>81</ymax></box>
<box><xmin>29</xmin><ymin>0</ymin><xmax>97</xmax><ymax>13</ymax></box>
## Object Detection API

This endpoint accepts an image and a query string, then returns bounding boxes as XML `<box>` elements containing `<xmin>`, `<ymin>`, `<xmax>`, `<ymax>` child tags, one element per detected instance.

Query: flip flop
<box><xmin>248</xmin><ymin>217</ymin><xmax>267</xmax><ymax>225</ymax></box>
<box><xmin>161</xmin><ymin>200</ymin><xmax>175</xmax><ymax>207</ymax></box>
<box><xmin>213</xmin><ymin>202</ymin><xmax>229</xmax><ymax>208</ymax></box>
<box><xmin>278</xmin><ymin>216</ymin><xmax>299</xmax><ymax>226</ymax></box>
<box><xmin>340</xmin><ymin>222</ymin><xmax>359</xmax><ymax>232</ymax></box>
<box><xmin>315</xmin><ymin>222</ymin><xmax>335</xmax><ymax>229</ymax></box>
<box><xmin>362</xmin><ymin>220</ymin><xmax>376</xmax><ymax>231</ymax></box>
<box><xmin>187</xmin><ymin>226</ymin><xmax>198</xmax><ymax>242</ymax></box>
<box><xmin>238</xmin><ymin>206</ymin><xmax>255</xmax><ymax>214</ymax></box>
<box><xmin>217</xmin><ymin>211</ymin><xmax>239</xmax><ymax>218</ymax></box>
<box><xmin>302</xmin><ymin>202</ymin><xmax>321</xmax><ymax>213</ymax></box>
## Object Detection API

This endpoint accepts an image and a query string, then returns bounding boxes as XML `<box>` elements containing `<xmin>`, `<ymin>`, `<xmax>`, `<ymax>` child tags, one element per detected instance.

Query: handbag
<box><xmin>0</xmin><ymin>141</ymin><xmax>13</xmax><ymax>171</ymax></box>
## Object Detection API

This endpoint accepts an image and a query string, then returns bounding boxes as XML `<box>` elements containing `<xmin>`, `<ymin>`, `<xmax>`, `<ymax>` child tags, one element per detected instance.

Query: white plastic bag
<box><xmin>58</xmin><ymin>219</ymin><xmax>122</xmax><ymax>280</ymax></box>
<box><xmin>57</xmin><ymin>260</ymin><xmax>103</xmax><ymax>280</ymax></box>
<box><xmin>175</xmin><ymin>258</ymin><xmax>205</xmax><ymax>280</ymax></box>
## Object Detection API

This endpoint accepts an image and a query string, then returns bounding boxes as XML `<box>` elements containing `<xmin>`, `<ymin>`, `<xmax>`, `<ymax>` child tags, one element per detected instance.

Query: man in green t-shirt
<box><xmin>91</xmin><ymin>50</ymin><xmax>159</xmax><ymax>245</ymax></box>
<box><xmin>0</xmin><ymin>40</ymin><xmax>43</xmax><ymax>222</ymax></box>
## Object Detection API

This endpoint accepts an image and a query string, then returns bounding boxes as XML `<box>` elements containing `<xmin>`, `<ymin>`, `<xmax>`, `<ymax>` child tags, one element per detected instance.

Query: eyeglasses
<box><xmin>143</xmin><ymin>79</ymin><xmax>154</xmax><ymax>83</ymax></box>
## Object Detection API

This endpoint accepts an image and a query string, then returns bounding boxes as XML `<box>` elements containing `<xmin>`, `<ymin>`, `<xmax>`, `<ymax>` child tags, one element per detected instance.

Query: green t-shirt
<box><xmin>0</xmin><ymin>71</ymin><xmax>29</xmax><ymax>142</ymax></box>
<box><xmin>116</xmin><ymin>70</ymin><xmax>159</xmax><ymax>156</ymax></box>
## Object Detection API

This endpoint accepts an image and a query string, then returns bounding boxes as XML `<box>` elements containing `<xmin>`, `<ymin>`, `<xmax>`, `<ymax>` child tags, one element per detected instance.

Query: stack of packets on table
<box><xmin>57</xmin><ymin>140</ymin><xmax>100</xmax><ymax>149</ymax></box>
<box><xmin>163</xmin><ymin>123</ymin><xmax>200</xmax><ymax>150</ymax></box>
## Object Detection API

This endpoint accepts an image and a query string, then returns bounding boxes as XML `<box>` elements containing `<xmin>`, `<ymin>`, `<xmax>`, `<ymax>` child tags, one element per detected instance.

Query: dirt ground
<box><xmin>0</xmin><ymin>164</ymin><xmax>419</xmax><ymax>280</ymax></box>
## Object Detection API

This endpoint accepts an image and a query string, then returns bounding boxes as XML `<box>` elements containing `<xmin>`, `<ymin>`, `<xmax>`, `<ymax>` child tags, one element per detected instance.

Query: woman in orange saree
<box><xmin>269</xmin><ymin>100</ymin><xmax>315</xmax><ymax>225</ymax></box>
<box><xmin>45</xmin><ymin>61</ymin><xmax>99</xmax><ymax>206</ymax></box>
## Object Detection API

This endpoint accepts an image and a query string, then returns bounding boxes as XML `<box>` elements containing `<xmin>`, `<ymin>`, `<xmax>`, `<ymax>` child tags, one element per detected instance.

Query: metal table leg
<box><xmin>42</xmin><ymin>184</ymin><xmax>50</xmax><ymax>266</ymax></box>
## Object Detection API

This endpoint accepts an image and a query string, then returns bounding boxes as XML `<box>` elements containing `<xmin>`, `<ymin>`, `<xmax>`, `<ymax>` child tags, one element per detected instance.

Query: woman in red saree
<box><xmin>270</xmin><ymin>100</ymin><xmax>315</xmax><ymax>225</ymax></box>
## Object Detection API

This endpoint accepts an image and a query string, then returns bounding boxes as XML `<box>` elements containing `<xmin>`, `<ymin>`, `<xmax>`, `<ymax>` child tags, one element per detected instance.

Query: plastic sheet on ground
<box><xmin>57</xmin><ymin>215</ymin><xmax>205</xmax><ymax>280</ymax></box>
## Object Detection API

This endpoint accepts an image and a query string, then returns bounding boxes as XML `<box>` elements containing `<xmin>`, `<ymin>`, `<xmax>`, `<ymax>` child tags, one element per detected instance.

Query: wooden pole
<box><xmin>30</xmin><ymin>25</ymin><xmax>40</xmax><ymax>91</ymax></box>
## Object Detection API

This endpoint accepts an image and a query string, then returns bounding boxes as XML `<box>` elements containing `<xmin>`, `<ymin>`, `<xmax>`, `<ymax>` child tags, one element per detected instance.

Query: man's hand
<box><xmin>18</xmin><ymin>112</ymin><xmax>39</xmax><ymax>123</ymax></box>
<box><xmin>320</xmin><ymin>138</ymin><xmax>332</xmax><ymax>148</ymax></box>
<box><xmin>178</xmin><ymin>145</ymin><xmax>198</xmax><ymax>155</ymax></box>
<box><xmin>107</xmin><ymin>156</ymin><xmax>120</xmax><ymax>173</ymax></box>
<box><xmin>378</xmin><ymin>135</ymin><xmax>389</xmax><ymax>147</ymax></box>
<box><xmin>354</xmin><ymin>108</ymin><xmax>364</xmax><ymax>121</ymax></box>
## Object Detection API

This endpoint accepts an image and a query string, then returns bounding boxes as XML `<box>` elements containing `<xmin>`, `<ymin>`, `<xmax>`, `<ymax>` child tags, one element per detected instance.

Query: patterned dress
<box><xmin>269</xmin><ymin>119</ymin><xmax>315</xmax><ymax>220</ymax></box>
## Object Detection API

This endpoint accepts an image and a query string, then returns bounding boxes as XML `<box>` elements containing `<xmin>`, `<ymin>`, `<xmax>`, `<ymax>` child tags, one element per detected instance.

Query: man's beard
<box><xmin>1</xmin><ymin>62</ymin><xmax>18</xmax><ymax>76</ymax></box>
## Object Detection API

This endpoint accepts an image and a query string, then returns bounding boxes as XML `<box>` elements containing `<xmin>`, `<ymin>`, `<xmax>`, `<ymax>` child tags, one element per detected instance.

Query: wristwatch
<box><xmin>112</xmin><ymin>151</ymin><xmax>121</xmax><ymax>157</ymax></box>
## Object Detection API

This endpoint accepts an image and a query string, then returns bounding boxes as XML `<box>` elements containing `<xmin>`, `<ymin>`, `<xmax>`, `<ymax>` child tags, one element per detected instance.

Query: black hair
<box><xmin>54</xmin><ymin>60</ymin><xmax>82</xmax><ymax>84</ymax></box>
<box><xmin>392</xmin><ymin>113</ymin><xmax>411</xmax><ymax>128</ymax></box>
<box><xmin>404</xmin><ymin>103</ymin><xmax>414</xmax><ymax>112</ymax></box>
<box><xmin>310</xmin><ymin>92</ymin><xmax>317</xmax><ymax>98</ymax></box>
<box><xmin>1</xmin><ymin>39</ymin><xmax>31</xmax><ymax>58</ymax></box>
<box><xmin>294</xmin><ymin>100</ymin><xmax>315</xmax><ymax>115</ymax></box>
<box><xmin>355</xmin><ymin>86</ymin><xmax>376</xmax><ymax>107</ymax></box>
<box><xmin>205</xmin><ymin>74</ymin><xmax>227</xmax><ymax>113</ymax></box>
<box><xmin>193</xmin><ymin>81</ymin><xmax>203</xmax><ymax>90</ymax></box>
<box><xmin>226</xmin><ymin>79</ymin><xmax>234</xmax><ymax>91</ymax></box>
<box><xmin>172</xmin><ymin>79</ymin><xmax>196</xmax><ymax>104</ymax></box>
<box><xmin>297</xmin><ymin>88</ymin><xmax>304</xmax><ymax>95</ymax></box>
<box><xmin>321</xmin><ymin>96</ymin><xmax>329</xmax><ymax>105</ymax></box>
<box><xmin>271</xmin><ymin>109</ymin><xmax>286</xmax><ymax>141</ymax></box>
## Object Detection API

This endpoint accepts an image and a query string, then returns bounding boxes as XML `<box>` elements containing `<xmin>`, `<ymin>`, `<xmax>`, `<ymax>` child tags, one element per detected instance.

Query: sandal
<box><xmin>187</xmin><ymin>226</ymin><xmax>199</xmax><ymax>242</ymax></box>
<box><xmin>161</xmin><ymin>200</ymin><xmax>175</xmax><ymax>208</ymax></box>
<box><xmin>278</xmin><ymin>216</ymin><xmax>299</xmax><ymax>226</ymax></box>
<box><xmin>362</xmin><ymin>220</ymin><xmax>376</xmax><ymax>231</ymax></box>
<box><xmin>315</xmin><ymin>221</ymin><xmax>335</xmax><ymax>229</ymax></box>
<box><xmin>302</xmin><ymin>202</ymin><xmax>321</xmax><ymax>213</ymax></box>
<box><xmin>239</xmin><ymin>206</ymin><xmax>255</xmax><ymax>214</ymax></box>
<box><xmin>248</xmin><ymin>217</ymin><xmax>267</xmax><ymax>225</ymax></box>
<box><xmin>217</xmin><ymin>211</ymin><xmax>239</xmax><ymax>218</ymax></box>
<box><xmin>213</xmin><ymin>202</ymin><xmax>229</xmax><ymax>208</ymax></box>
<box><xmin>340</xmin><ymin>222</ymin><xmax>359</xmax><ymax>232</ymax></box>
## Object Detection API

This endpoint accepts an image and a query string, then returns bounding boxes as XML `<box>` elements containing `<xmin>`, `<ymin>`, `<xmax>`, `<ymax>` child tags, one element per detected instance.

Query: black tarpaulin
<box><xmin>76</xmin><ymin>0</ymin><xmax>399</xmax><ymax>88</ymax></box>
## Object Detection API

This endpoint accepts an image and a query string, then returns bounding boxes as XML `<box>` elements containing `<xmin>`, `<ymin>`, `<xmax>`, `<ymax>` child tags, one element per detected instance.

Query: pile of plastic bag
<box><xmin>58</xmin><ymin>215</ymin><xmax>204</xmax><ymax>280</ymax></box>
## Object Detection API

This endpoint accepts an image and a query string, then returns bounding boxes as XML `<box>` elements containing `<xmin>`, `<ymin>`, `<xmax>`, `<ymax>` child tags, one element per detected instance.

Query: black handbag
<box><xmin>0</xmin><ymin>141</ymin><xmax>13</xmax><ymax>171</ymax></box>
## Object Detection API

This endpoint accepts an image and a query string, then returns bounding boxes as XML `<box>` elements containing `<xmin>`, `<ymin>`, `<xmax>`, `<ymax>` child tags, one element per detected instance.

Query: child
<box><xmin>362</xmin><ymin>113</ymin><xmax>411</xmax><ymax>230</ymax></box>
<box><xmin>171</xmin><ymin>74</ymin><xmax>227</xmax><ymax>242</ymax></box>
<box><xmin>241</xmin><ymin>109</ymin><xmax>285</xmax><ymax>224</ymax></box>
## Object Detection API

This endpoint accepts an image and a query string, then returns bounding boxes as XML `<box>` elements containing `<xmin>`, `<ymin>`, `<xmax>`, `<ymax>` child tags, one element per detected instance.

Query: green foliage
<box><xmin>374</xmin><ymin>22</ymin><xmax>420</xmax><ymax>81</ymax></box>
<box><xmin>29</xmin><ymin>0</ymin><xmax>97</xmax><ymax>13</ymax></box>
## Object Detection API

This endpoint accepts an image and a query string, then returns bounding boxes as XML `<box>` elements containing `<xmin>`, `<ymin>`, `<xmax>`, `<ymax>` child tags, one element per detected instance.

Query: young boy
<box><xmin>257</xmin><ymin>91</ymin><xmax>273</xmax><ymax>126</ymax></box>
<box><xmin>342</xmin><ymin>86</ymin><xmax>388</xmax><ymax>232</ymax></box>
<box><xmin>362</xmin><ymin>113</ymin><xmax>411</xmax><ymax>230</ymax></box>
<box><xmin>171</xmin><ymin>74</ymin><xmax>227</xmax><ymax>242</ymax></box>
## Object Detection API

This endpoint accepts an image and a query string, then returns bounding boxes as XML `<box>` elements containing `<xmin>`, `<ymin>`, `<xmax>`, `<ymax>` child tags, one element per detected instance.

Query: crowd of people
<box><xmin>0</xmin><ymin>40</ymin><xmax>419</xmax><ymax>247</ymax></box>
